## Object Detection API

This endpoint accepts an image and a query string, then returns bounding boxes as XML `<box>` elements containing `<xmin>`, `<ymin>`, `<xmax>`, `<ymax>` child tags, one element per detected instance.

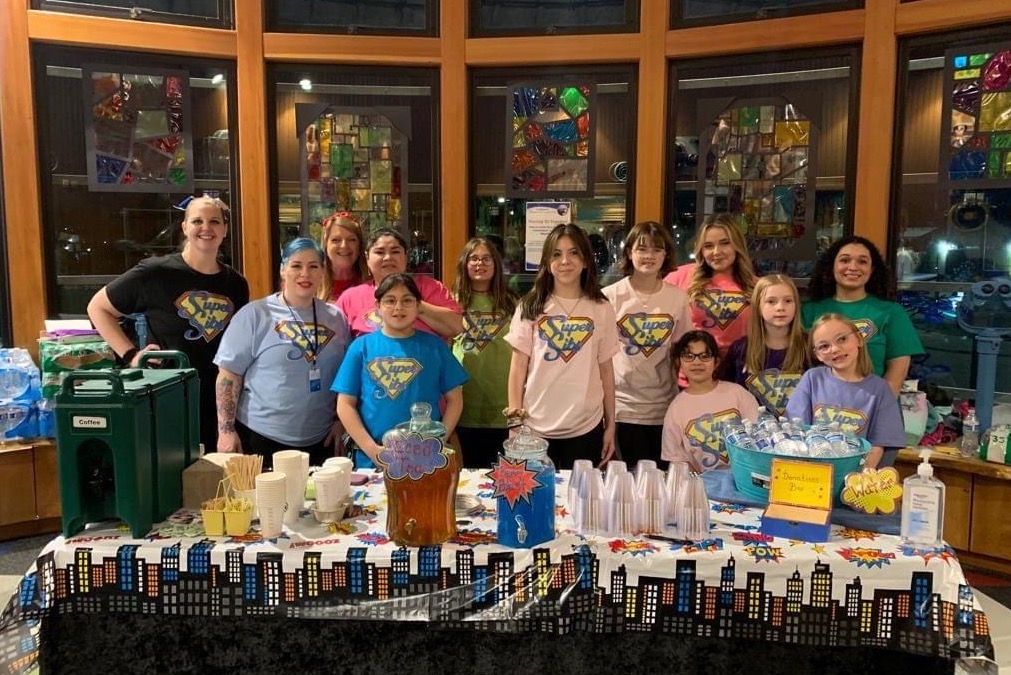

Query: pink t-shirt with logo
<box><xmin>660</xmin><ymin>380</ymin><xmax>759</xmax><ymax>471</ymax></box>
<box><xmin>664</xmin><ymin>263</ymin><xmax>751</xmax><ymax>357</ymax></box>
<box><xmin>505</xmin><ymin>297</ymin><xmax>619</xmax><ymax>439</ymax></box>
<box><xmin>336</xmin><ymin>275</ymin><xmax>462</xmax><ymax>338</ymax></box>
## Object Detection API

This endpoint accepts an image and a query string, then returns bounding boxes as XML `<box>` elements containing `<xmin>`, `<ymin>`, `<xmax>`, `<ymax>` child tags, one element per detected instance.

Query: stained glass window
<box><xmin>299</xmin><ymin>106</ymin><xmax>410</xmax><ymax>239</ymax></box>
<box><xmin>942</xmin><ymin>44</ymin><xmax>1011</xmax><ymax>188</ymax></box>
<box><xmin>84</xmin><ymin>65</ymin><xmax>194</xmax><ymax>193</ymax></box>
<box><xmin>697</xmin><ymin>100</ymin><xmax>815</xmax><ymax>252</ymax></box>
<box><xmin>506</xmin><ymin>84</ymin><xmax>594</xmax><ymax>198</ymax></box>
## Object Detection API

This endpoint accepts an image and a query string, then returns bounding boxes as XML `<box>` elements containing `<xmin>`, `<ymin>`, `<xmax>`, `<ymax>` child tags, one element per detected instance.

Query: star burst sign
<box><xmin>837</xmin><ymin>547</ymin><xmax>895</xmax><ymax>569</ymax></box>
<box><xmin>489</xmin><ymin>457</ymin><xmax>543</xmax><ymax>508</ymax></box>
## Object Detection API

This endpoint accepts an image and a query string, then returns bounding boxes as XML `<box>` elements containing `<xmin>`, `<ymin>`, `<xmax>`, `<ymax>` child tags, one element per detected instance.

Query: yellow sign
<box><xmin>768</xmin><ymin>459</ymin><xmax>833</xmax><ymax>510</ymax></box>
<box><xmin>839</xmin><ymin>467</ymin><xmax>901</xmax><ymax>515</ymax></box>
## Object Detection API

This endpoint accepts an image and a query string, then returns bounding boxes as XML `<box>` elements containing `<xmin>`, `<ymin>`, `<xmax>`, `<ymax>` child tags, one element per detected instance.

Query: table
<box><xmin>0</xmin><ymin>469</ymin><xmax>994</xmax><ymax>673</ymax></box>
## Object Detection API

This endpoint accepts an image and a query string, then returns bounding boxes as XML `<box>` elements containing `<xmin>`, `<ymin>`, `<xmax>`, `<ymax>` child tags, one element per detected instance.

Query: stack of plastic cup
<box><xmin>635</xmin><ymin>468</ymin><xmax>667</xmax><ymax>535</ymax></box>
<box><xmin>568</xmin><ymin>459</ymin><xmax>594</xmax><ymax>515</ymax></box>
<box><xmin>675</xmin><ymin>472</ymin><xmax>711</xmax><ymax>541</ymax></box>
<box><xmin>633</xmin><ymin>459</ymin><xmax>658</xmax><ymax>492</ymax></box>
<box><xmin>607</xmin><ymin>471</ymin><xmax>637</xmax><ymax>536</ymax></box>
<box><xmin>273</xmin><ymin>450</ymin><xmax>309</xmax><ymax>526</ymax></box>
<box><xmin>255</xmin><ymin>471</ymin><xmax>287</xmax><ymax>538</ymax></box>
<box><xmin>604</xmin><ymin>460</ymin><xmax>628</xmax><ymax>496</ymax></box>
<box><xmin>574</xmin><ymin>468</ymin><xmax>606</xmax><ymax>535</ymax></box>
<box><xmin>665</xmin><ymin>462</ymin><xmax>691</xmax><ymax>525</ymax></box>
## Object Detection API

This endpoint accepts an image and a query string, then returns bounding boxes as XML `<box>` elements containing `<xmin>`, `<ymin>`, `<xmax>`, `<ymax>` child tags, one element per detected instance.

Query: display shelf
<box><xmin>0</xmin><ymin>440</ymin><xmax>61</xmax><ymax>541</ymax></box>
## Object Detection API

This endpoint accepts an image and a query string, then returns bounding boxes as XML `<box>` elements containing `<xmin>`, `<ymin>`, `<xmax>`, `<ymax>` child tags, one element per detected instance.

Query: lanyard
<box><xmin>280</xmin><ymin>293</ymin><xmax>320</xmax><ymax>364</ymax></box>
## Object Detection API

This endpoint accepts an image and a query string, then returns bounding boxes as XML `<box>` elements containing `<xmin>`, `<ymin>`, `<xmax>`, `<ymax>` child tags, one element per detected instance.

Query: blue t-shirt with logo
<box><xmin>331</xmin><ymin>330</ymin><xmax>468</xmax><ymax>468</ymax></box>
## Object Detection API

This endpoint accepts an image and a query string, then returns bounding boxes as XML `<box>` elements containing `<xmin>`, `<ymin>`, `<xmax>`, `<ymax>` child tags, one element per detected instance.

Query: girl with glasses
<box><xmin>786</xmin><ymin>313</ymin><xmax>906</xmax><ymax>469</ymax></box>
<box><xmin>505</xmin><ymin>224</ymin><xmax>620</xmax><ymax>470</ymax></box>
<box><xmin>661</xmin><ymin>331</ymin><xmax>759</xmax><ymax>472</ymax></box>
<box><xmin>602</xmin><ymin>221</ymin><xmax>692</xmax><ymax>470</ymax></box>
<box><xmin>721</xmin><ymin>274</ymin><xmax>810</xmax><ymax>418</ymax></box>
<box><xmin>802</xmin><ymin>235</ymin><xmax>923</xmax><ymax>396</ymax></box>
<box><xmin>333</xmin><ymin>273</ymin><xmax>468</xmax><ymax>469</ymax></box>
<box><xmin>664</xmin><ymin>213</ymin><xmax>757</xmax><ymax>358</ymax></box>
<box><xmin>451</xmin><ymin>238</ymin><xmax>519</xmax><ymax>468</ymax></box>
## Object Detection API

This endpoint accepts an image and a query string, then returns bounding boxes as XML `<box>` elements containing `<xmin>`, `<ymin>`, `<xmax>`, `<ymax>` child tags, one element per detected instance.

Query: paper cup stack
<box><xmin>273</xmin><ymin>450</ymin><xmax>309</xmax><ymax>525</ymax></box>
<box><xmin>315</xmin><ymin>457</ymin><xmax>352</xmax><ymax>513</ymax></box>
<box><xmin>255</xmin><ymin>471</ymin><xmax>288</xmax><ymax>538</ymax></box>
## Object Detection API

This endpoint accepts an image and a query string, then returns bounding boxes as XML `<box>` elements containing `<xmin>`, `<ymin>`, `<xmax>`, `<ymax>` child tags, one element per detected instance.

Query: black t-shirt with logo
<box><xmin>105</xmin><ymin>252</ymin><xmax>250</xmax><ymax>450</ymax></box>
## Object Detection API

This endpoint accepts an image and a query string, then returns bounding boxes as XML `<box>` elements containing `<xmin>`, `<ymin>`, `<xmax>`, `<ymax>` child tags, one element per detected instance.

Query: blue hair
<box><xmin>280</xmin><ymin>237</ymin><xmax>324</xmax><ymax>270</ymax></box>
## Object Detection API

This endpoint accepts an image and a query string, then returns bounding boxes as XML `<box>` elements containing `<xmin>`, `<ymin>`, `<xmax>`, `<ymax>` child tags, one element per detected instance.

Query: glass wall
<box><xmin>673</xmin><ymin>0</ymin><xmax>860</xmax><ymax>27</ymax></box>
<box><xmin>470</xmin><ymin>65</ymin><xmax>638</xmax><ymax>291</ymax></box>
<box><xmin>33</xmin><ymin>44</ymin><xmax>240</xmax><ymax>317</ymax></box>
<box><xmin>893</xmin><ymin>26</ymin><xmax>1011</xmax><ymax>395</ymax></box>
<box><xmin>667</xmin><ymin>49</ymin><xmax>859</xmax><ymax>278</ymax></box>
<box><xmin>267</xmin><ymin>0</ymin><xmax>435</xmax><ymax>35</ymax></box>
<box><xmin>32</xmin><ymin>0</ymin><xmax>232</xmax><ymax>27</ymax></box>
<box><xmin>268</xmin><ymin>65</ymin><xmax>440</xmax><ymax>276</ymax></box>
<box><xmin>470</xmin><ymin>0</ymin><xmax>638</xmax><ymax>36</ymax></box>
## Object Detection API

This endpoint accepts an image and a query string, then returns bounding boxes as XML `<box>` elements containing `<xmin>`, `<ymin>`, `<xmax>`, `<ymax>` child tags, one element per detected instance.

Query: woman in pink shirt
<box><xmin>664</xmin><ymin>213</ymin><xmax>757</xmax><ymax>357</ymax></box>
<box><xmin>336</xmin><ymin>228</ymin><xmax>463</xmax><ymax>339</ymax></box>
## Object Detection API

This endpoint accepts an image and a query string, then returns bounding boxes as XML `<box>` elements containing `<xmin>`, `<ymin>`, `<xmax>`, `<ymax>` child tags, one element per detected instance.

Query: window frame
<box><xmin>32</xmin><ymin>0</ymin><xmax>233</xmax><ymax>29</ymax></box>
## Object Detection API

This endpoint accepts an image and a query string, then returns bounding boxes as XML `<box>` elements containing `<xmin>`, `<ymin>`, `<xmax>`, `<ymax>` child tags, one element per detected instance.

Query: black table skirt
<box><xmin>39</xmin><ymin>612</ymin><xmax>957</xmax><ymax>675</ymax></box>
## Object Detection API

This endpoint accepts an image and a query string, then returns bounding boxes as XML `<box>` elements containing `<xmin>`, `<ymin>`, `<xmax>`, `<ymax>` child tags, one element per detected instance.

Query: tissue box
<box><xmin>761</xmin><ymin>459</ymin><xmax>834</xmax><ymax>542</ymax></box>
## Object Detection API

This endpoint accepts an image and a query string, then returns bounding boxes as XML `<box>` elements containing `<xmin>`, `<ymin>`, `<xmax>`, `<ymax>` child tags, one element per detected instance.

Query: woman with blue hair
<box><xmin>214</xmin><ymin>237</ymin><xmax>350</xmax><ymax>467</ymax></box>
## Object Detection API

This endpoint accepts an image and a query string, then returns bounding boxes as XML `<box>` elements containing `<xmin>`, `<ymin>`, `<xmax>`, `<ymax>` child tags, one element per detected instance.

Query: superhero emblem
<box><xmin>813</xmin><ymin>404</ymin><xmax>868</xmax><ymax>435</ymax></box>
<box><xmin>685</xmin><ymin>409</ymin><xmax>745</xmax><ymax>467</ymax></box>
<box><xmin>175</xmin><ymin>291</ymin><xmax>235</xmax><ymax>342</ymax></box>
<box><xmin>537</xmin><ymin>315</ymin><xmax>594</xmax><ymax>362</ymax></box>
<box><xmin>366</xmin><ymin>357</ymin><xmax>421</xmax><ymax>399</ymax></box>
<box><xmin>695</xmin><ymin>289</ymin><xmax>748</xmax><ymax>330</ymax></box>
<box><xmin>617</xmin><ymin>312</ymin><xmax>674</xmax><ymax>358</ymax></box>
<box><xmin>459</xmin><ymin>310</ymin><xmax>508</xmax><ymax>352</ymax></box>
<box><xmin>746</xmin><ymin>369</ymin><xmax>802</xmax><ymax>417</ymax></box>
<box><xmin>274</xmin><ymin>321</ymin><xmax>335</xmax><ymax>362</ymax></box>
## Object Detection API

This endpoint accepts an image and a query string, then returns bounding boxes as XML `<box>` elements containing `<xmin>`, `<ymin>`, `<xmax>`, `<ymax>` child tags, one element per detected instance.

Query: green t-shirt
<box><xmin>452</xmin><ymin>294</ymin><xmax>513</xmax><ymax>428</ymax></box>
<box><xmin>802</xmin><ymin>295</ymin><xmax>924</xmax><ymax>376</ymax></box>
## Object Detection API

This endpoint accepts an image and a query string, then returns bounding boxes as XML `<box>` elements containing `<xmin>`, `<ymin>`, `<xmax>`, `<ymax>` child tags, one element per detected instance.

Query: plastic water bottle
<box><xmin>960</xmin><ymin>408</ymin><xmax>980</xmax><ymax>458</ymax></box>
<box><xmin>805</xmin><ymin>428</ymin><xmax>833</xmax><ymax>457</ymax></box>
<box><xmin>826</xmin><ymin>422</ymin><xmax>850</xmax><ymax>456</ymax></box>
<box><xmin>724</xmin><ymin>422</ymin><xmax>755</xmax><ymax>450</ymax></box>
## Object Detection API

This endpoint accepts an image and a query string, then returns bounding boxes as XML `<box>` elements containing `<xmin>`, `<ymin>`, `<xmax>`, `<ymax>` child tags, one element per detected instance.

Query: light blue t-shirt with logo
<box><xmin>331</xmin><ymin>330</ymin><xmax>468</xmax><ymax>469</ymax></box>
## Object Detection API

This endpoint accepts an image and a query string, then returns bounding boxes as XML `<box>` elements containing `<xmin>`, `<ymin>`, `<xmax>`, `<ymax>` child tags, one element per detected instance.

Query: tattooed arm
<box><xmin>216</xmin><ymin>367</ymin><xmax>243</xmax><ymax>453</ymax></box>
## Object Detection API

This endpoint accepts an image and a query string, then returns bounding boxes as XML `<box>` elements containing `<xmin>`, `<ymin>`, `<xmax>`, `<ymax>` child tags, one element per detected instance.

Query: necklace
<box><xmin>552</xmin><ymin>294</ymin><xmax>582</xmax><ymax>317</ymax></box>
<box><xmin>630</xmin><ymin>278</ymin><xmax>662</xmax><ymax>309</ymax></box>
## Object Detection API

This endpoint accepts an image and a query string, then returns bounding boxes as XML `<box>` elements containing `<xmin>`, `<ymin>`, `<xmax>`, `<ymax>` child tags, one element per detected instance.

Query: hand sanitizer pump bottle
<box><xmin>900</xmin><ymin>449</ymin><xmax>945</xmax><ymax>548</ymax></box>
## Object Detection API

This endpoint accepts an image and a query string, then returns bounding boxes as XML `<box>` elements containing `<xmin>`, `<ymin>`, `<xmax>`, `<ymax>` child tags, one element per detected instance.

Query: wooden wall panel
<box><xmin>234</xmin><ymin>1</ymin><xmax>272</xmax><ymax>299</ymax></box>
<box><xmin>439</xmin><ymin>0</ymin><xmax>467</xmax><ymax>285</ymax></box>
<box><xmin>634</xmin><ymin>0</ymin><xmax>669</xmax><ymax>223</ymax></box>
<box><xmin>1</xmin><ymin>0</ymin><xmax>46</xmax><ymax>355</ymax></box>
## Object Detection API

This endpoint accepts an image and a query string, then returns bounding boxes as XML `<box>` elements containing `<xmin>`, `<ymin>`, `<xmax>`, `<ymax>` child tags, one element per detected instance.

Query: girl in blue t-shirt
<box><xmin>786</xmin><ymin>313</ymin><xmax>906</xmax><ymax>469</ymax></box>
<box><xmin>333</xmin><ymin>273</ymin><xmax>469</xmax><ymax>469</ymax></box>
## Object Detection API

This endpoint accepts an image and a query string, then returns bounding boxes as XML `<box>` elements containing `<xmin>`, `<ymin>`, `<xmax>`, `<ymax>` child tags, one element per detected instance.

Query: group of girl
<box><xmin>88</xmin><ymin>199</ymin><xmax>919</xmax><ymax>476</ymax></box>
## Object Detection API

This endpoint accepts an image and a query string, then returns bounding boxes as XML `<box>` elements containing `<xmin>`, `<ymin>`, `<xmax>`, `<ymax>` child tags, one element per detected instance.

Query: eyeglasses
<box><xmin>813</xmin><ymin>331</ymin><xmax>857</xmax><ymax>354</ymax></box>
<box><xmin>680</xmin><ymin>351</ymin><xmax>714</xmax><ymax>362</ymax></box>
<box><xmin>467</xmin><ymin>255</ymin><xmax>494</xmax><ymax>266</ymax></box>
<box><xmin>380</xmin><ymin>296</ymin><xmax>417</xmax><ymax>308</ymax></box>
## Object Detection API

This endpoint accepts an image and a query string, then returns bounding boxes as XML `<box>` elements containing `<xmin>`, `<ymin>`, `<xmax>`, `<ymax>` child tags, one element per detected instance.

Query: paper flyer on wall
<box><xmin>524</xmin><ymin>201</ymin><xmax>571</xmax><ymax>271</ymax></box>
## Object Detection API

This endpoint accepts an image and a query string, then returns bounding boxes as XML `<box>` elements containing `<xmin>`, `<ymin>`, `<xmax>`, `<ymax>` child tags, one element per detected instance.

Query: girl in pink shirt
<box><xmin>664</xmin><ymin>213</ymin><xmax>757</xmax><ymax>357</ymax></box>
<box><xmin>505</xmin><ymin>224</ymin><xmax>619</xmax><ymax>470</ymax></box>
<box><xmin>661</xmin><ymin>330</ymin><xmax>759</xmax><ymax>472</ymax></box>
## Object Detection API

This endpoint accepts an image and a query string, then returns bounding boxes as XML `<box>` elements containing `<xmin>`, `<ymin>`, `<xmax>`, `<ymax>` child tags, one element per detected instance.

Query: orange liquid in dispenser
<box><xmin>383</xmin><ymin>449</ymin><xmax>459</xmax><ymax>546</ymax></box>
<box><xmin>380</xmin><ymin>403</ymin><xmax>460</xmax><ymax>546</ymax></box>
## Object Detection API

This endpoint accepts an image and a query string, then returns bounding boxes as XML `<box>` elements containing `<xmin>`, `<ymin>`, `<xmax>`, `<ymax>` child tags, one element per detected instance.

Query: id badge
<box><xmin>308</xmin><ymin>367</ymin><xmax>321</xmax><ymax>392</ymax></box>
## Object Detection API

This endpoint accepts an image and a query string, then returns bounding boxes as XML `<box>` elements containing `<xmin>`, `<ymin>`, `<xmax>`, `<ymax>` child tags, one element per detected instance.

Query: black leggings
<box><xmin>235</xmin><ymin>420</ymin><xmax>334</xmax><ymax>470</ymax></box>
<box><xmin>615</xmin><ymin>422</ymin><xmax>667</xmax><ymax>471</ymax></box>
<box><xmin>546</xmin><ymin>422</ymin><xmax>604</xmax><ymax>471</ymax></box>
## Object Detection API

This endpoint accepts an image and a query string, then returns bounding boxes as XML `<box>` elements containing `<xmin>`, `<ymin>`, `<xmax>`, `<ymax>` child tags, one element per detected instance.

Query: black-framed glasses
<box><xmin>680</xmin><ymin>351</ymin><xmax>714</xmax><ymax>362</ymax></box>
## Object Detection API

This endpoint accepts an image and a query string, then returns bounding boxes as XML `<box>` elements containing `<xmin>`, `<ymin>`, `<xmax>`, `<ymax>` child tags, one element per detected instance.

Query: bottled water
<box><xmin>825</xmin><ymin>422</ymin><xmax>849</xmax><ymax>456</ymax></box>
<box><xmin>960</xmin><ymin>408</ymin><xmax>979</xmax><ymax>459</ymax></box>
<box><xmin>723</xmin><ymin>422</ymin><xmax>755</xmax><ymax>450</ymax></box>
<box><xmin>805</xmin><ymin>428</ymin><xmax>833</xmax><ymax>457</ymax></box>
<box><xmin>756</xmin><ymin>408</ymin><xmax>779</xmax><ymax>433</ymax></box>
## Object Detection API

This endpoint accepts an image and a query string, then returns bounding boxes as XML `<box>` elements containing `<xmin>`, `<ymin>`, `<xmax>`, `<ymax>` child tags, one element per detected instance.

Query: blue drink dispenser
<box><xmin>494</xmin><ymin>425</ymin><xmax>555</xmax><ymax>548</ymax></box>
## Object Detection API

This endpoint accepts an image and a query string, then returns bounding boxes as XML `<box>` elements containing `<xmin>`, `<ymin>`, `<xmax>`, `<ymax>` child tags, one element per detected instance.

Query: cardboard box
<box><xmin>182</xmin><ymin>456</ymin><xmax>228</xmax><ymax>509</ymax></box>
<box><xmin>761</xmin><ymin>459</ymin><xmax>833</xmax><ymax>542</ymax></box>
